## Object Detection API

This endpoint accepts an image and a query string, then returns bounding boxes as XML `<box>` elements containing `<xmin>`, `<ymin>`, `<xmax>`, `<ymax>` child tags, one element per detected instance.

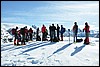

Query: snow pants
<box><xmin>84</xmin><ymin>32</ymin><xmax>90</xmax><ymax>44</ymax></box>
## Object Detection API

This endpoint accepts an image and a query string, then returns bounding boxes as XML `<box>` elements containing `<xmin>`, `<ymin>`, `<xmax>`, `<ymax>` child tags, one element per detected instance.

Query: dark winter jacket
<box><xmin>20</xmin><ymin>28</ymin><xmax>25</xmax><ymax>35</ymax></box>
<box><xmin>61</xmin><ymin>27</ymin><xmax>65</xmax><ymax>34</ymax></box>
<box><xmin>57</xmin><ymin>26</ymin><xmax>60</xmax><ymax>33</ymax></box>
<box><xmin>73</xmin><ymin>25</ymin><xmax>78</xmax><ymax>34</ymax></box>
<box><xmin>51</xmin><ymin>26</ymin><xmax>56</xmax><ymax>32</ymax></box>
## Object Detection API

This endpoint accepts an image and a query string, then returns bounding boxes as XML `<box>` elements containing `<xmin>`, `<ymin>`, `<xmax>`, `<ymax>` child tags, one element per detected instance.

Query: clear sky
<box><xmin>1</xmin><ymin>1</ymin><xmax>99</xmax><ymax>31</ymax></box>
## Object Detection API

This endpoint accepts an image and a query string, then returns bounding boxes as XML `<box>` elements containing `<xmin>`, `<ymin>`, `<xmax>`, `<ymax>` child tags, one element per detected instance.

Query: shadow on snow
<box><xmin>18</xmin><ymin>42</ymin><xmax>56</xmax><ymax>55</ymax></box>
<box><xmin>71</xmin><ymin>44</ymin><xmax>86</xmax><ymax>56</ymax></box>
<box><xmin>8</xmin><ymin>41</ymin><xmax>48</xmax><ymax>51</ymax></box>
<box><xmin>1</xmin><ymin>41</ymin><xmax>47</xmax><ymax>52</ymax></box>
<box><xmin>47</xmin><ymin>43</ymin><xmax>72</xmax><ymax>58</ymax></box>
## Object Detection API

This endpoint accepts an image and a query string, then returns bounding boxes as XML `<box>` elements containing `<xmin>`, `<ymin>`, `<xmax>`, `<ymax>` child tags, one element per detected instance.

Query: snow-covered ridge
<box><xmin>1</xmin><ymin>22</ymin><xmax>37</xmax><ymax>43</ymax></box>
<box><xmin>1</xmin><ymin>23</ymin><xmax>36</xmax><ymax>32</ymax></box>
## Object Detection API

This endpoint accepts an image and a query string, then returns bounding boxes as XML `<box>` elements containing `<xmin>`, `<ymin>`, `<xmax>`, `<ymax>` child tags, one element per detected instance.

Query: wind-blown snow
<box><xmin>1</xmin><ymin>37</ymin><xmax>99</xmax><ymax>66</ymax></box>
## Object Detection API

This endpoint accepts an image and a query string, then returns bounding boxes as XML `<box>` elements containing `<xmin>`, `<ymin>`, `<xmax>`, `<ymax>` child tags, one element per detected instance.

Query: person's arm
<box><xmin>83</xmin><ymin>27</ymin><xmax>85</xmax><ymax>32</ymax></box>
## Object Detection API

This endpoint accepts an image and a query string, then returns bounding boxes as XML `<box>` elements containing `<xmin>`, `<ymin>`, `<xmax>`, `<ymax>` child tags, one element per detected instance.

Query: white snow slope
<box><xmin>1</xmin><ymin>37</ymin><xmax>99</xmax><ymax>66</ymax></box>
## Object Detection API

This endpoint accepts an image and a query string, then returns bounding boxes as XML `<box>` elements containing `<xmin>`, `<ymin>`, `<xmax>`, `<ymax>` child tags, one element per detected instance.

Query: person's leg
<box><xmin>23</xmin><ymin>35</ymin><xmax>26</xmax><ymax>45</ymax></box>
<box><xmin>61</xmin><ymin>34</ymin><xmax>63</xmax><ymax>41</ymax></box>
<box><xmin>73</xmin><ymin>33</ymin><xmax>75</xmax><ymax>42</ymax></box>
<box><xmin>14</xmin><ymin>34</ymin><xmax>17</xmax><ymax>45</ymax></box>
<box><xmin>42</xmin><ymin>33</ymin><xmax>45</xmax><ymax>41</ymax></box>
<box><xmin>50</xmin><ymin>32</ymin><xmax>51</xmax><ymax>41</ymax></box>
<box><xmin>57</xmin><ymin>32</ymin><xmax>59</xmax><ymax>40</ymax></box>
<box><xmin>42</xmin><ymin>33</ymin><xmax>43</xmax><ymax>41</ymax></box>
<box><xmin>51</xmin><ymin>31</ymin><xmax>54</xmax><ymax>42</ymax></box>
<box><xmin>86</xmin><ymin>32</ymin><xmax>89</xmax><ymax>44</ymax></box>
<box><xmin>75</xmin><ymin>33</ymin><xmax>77</xmax><ymax>42</ymax></box>
<box><xmin>14</xmin><ymin>39</ymin><xmax>16</xmax><ymax>45</ymax></box>
<box><xmin>21</xmin><ymin>35</ymin><xmax>24</xmax><ymax>45</ymax></box>
<box><xmin>52</xmin><ymin>31</ymin><xmax>55</xmax><ymax>41</ymax></box>
<box><xmin>17</xmin><ymin>35</ymin><xmax>20</xmax><ymax>45</ymax></box>
<box><xmin>30</xmin><ymin>33</ymin><xmax>32</xmax><ymax>41</ymax></box>
<box><xmin>62</xmin><ymin>34</ymin><xmax>63</xmax><ymax>41</ymax></box>
<box><xmin>84</xmin><ymin>32</ymin><xmax>88</xmax><ymax>44</ymax></box>
<box><xmin>54</xmin><ymin>31</ymin><xmax>55</xmax><ymax>38</ymax></box>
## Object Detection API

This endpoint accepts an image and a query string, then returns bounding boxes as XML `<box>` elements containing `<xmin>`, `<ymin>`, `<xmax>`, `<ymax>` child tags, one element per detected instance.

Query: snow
<box><xmin>1</xmin><ymin>37</ymin><xmax>99</xmax><ymax>66</ymax></box>
<box><xmin>1</xmin><ymin>22</ymin><xmax>36</xmax><ymax>32</ymax></box>
<box><xmin>1</xmin><ymin>22</ymin><xmax>99</xmax><ymax>66</ymax></box>
<box><xmin>1</xmin><ymin>22</ymin><xmax>37</xmax><ymax>43</ymax></box>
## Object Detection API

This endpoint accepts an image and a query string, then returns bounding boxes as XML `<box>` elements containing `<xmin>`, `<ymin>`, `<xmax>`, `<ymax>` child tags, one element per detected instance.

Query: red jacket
<box><xmin>42</xmin><ymin>26</ymin><xmax>46</xmax><ymax>33</ymax></box>
<box><xmin>83</xmin><ymin>26</ymin><xmax>90</xmax><ymax>33</ymax></box>
<box><xmin>29</xmin><ymin>29</ymin><xmax>33</xmax><ymax>33</ymax></box>
<box><xmin>25</xmin><ymin>28</ymin><xmax>28</xmax><ymax>33</ymax></box>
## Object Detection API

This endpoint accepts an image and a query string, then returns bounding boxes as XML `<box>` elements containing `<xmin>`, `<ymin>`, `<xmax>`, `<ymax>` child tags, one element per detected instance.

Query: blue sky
<box><xmin>1</xmin><ymin>1</ymin><xmax>99</xmax><ymax>31</ymax></box>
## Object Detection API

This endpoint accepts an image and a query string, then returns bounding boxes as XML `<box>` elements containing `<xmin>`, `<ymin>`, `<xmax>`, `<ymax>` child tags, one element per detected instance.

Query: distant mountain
<box><xmin>63</xmin><ymin>28</ymin><xmax>99</xmax><ymax>37</ymax></box>
<box><xmin>1</xmin><ymin>23</ymin><xmax>36</xmax><ymax>32</ymax></box>
<box><xmin>1</xmin><ymin>23</ymin><xmax>37</xmax><ymax>43</ymax></box>
<box><xmin>32</xmin><ymin>25</ymin><xmax>37</xmax><ymax>29</ymax></box>
<box><xmin>94</xmin><ymin>33</ymin><xmax>99</xmax><ymax>38</ymax></box>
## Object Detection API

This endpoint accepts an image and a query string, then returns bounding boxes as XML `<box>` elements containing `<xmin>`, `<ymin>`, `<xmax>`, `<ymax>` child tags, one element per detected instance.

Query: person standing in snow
<box><xmin>60</xmin><ymin>25</ymin><xmax>65</xmax><ymax>41</ymax></box>
<box><xmin>49</xmin><ymin>25</ymin><xmax>52</xmax><ymax>41</ymax></box>
<box><xmin>45</xmin><ymin>29</ymin><xmax>48</xmax><ymax>41</ymax></box>
<box><xmin>57</xmin><ymin>24</ymin><xmax>60</xmax><ymax>40</ymax></box>
<box><xmin>20</xmin><ymin>27</ymin><xmax>26</xmax><ymax>45</ymax></box>
<box><xmin>36</xmin><ymin>27</ymin><xmax>41</xmax><ymax>41</ymax></box>
<box><xmin>72</xmin><ymin>22</ymin><xmax>78</xmax><ymax>42</ymax></box>
<box><xmin>28</xmin><ymin>28</ymin><xmax>33</xmax><ymax>41</ymax></box>
<box><xmin>17</xmin><ymin>29</ymin><xmax>21</xmax><ymax>42</ymax></box>
<box><xmin>41</xmin><ymin>25</ymin><xmax>46</xmax><ymax>41</ymax></box>
<box><xmin>51</xmin><ymin>24</ymin><xmax>56</xmax><ymax>42</ymax></box>
<box><xmin>12</xmin><ymin>26</ymin><xmax>20</xmax><ymax>45</ymax></box>
<box><xmin>83</xmin><ymin>22</ymin><xmax>90</xmax><ymax>44</ymax></box>
<box><xmin>24</xmin><ymin>26</ymin><xmax>29</xmax><ymax>42</ymax></box>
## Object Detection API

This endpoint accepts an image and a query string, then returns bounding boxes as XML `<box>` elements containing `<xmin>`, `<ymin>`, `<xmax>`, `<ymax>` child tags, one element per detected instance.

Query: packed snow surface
<box><xmin>1</xmin><ymin>37</ymin><xmax>99</xmax><ymax>66</ymax></box>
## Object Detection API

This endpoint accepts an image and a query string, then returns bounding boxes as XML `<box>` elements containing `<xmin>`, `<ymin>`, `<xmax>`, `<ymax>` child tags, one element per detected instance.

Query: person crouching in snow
<box><xmin>83</xmin><ymin>22</ymin><xmax>90</xmax><ymax>44</ymax></box>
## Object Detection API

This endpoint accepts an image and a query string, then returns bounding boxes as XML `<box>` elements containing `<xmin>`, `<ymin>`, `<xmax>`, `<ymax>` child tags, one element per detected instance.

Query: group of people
<box><xmin>72</xmin><ymin>22</ymin><xmax>90</xmax><ymax>44</ymax></box>
<box><xmin>40</xmin><ymin>24</ymin><xmax>66</xmax><ymax>42</ymax></box>
<box><xmin>12</xmin><ymin>26</ymin><xmax>33</xmax><ymax>45</ymax></box>
<box><xmin>12</xmin><ymin>22</ymin><xmax>90</xmax><ymax>45</ymax></box>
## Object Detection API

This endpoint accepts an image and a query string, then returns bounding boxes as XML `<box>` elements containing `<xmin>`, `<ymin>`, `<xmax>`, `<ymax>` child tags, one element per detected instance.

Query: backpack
<box><xmin>12</xmin><ymin>28</ymin><xmax>16</xmax><ymax>35</ymax></box>
<box><xmin>20</xmin><ymin>28</ymin><xmax>25</xmax><ymax>35</ymax></box>
<box><xmin>62</xmin><ymin>28</ymin><xmax>66</xmax><ymax>33</ymax></box>
<box><xmin>53</xmin><ymin>37</ymin><xmax>59</xmax><ymax>42</ymax></box>
<box><xmin>76</xmin><ymin>38</ymin><xmax>83</xmax><ymax>42</ymax></box>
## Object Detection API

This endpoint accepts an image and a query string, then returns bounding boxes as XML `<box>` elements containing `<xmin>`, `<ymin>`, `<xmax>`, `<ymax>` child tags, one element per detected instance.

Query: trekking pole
<box><xmin>68</xmin><ymin>29</ymin><xmax>70</xmax><ymax>44</ymax></box>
